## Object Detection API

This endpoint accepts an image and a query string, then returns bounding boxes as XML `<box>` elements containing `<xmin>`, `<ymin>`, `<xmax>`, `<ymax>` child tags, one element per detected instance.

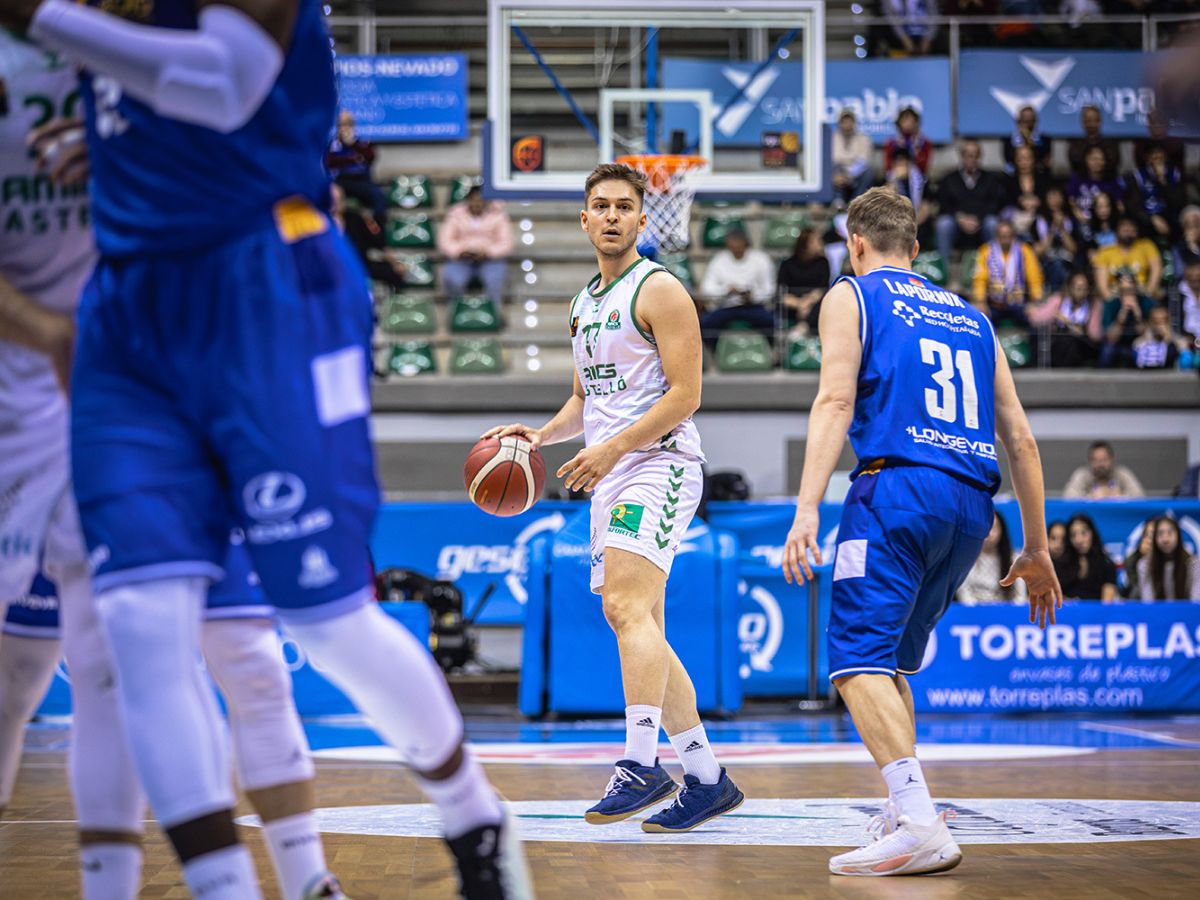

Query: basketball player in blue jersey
<box><xmin>1</xmin><ymin>1</ymin><xmax>532</xmax><ymax>897</ymax></box>
<box><xmin>781</xmin><ymin>188</ymin><xmax>1062</xmax><ymax>876</ymax></box>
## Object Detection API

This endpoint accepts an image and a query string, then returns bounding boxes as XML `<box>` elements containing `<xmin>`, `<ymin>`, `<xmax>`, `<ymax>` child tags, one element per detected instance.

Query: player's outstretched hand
<box><xmin>1001</xmin><ymin>549</ymin><xmax>1063</xmax><ymax>629</ymax></box>
<box><xmin>782</xmin><ymin>506</ymin><xmax>823</xmax><ymax>586</ymax></box>
<box><xmin>28</xmin><ymin>116</ymin><xmax>89</xmax><ymax>188</ymax></box>
<box><xmin>481</xmin><ymin>423</ymin><xmax>543</xmax><ymax>451</ymax></box>
<box><xmin>556</xmin><ymin>442</ymin><xmax>621</xmax><ymax>493</ymax></box>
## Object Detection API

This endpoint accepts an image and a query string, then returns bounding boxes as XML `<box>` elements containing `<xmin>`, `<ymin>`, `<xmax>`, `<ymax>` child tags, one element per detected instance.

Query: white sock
<box><xmin>182</xmin><ymin>844</ymin><xmax>262</xmax><ymax>899</ymax></box>
<box><xmin>623</xmin><ymin>705</ymin><xmax>661</xmax><ymax>767</ymax></box>
<box><xmin>668</xmin><ymin>723</ymin><xmax>722</xmax><ymax>785</ymax></box>
<box><xmin>881</xmin><ymin>757</ymin><xmax>938</xmax><ymax>825</ymax></box>
<box><xmin>261</xmin><ymin>812</ymin><xmax>326</xmax><ymax>900</ymax></box>
<box><xmin>418</xmin><ymin>748</ymin><xmax>503</xmax><ymax>839</ymax></box>
<box><xmin>80</xmin><ymin>843</ymin><xmax>142</xmax><ymax>900</ymax></box>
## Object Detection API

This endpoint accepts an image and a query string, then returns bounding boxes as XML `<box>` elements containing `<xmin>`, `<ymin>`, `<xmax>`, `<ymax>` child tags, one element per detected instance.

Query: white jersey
<box><xmin>569</xmin><ymin>257</ymin><xmax>704</xmax><ymax>460</ymax></box>
<box><xmin>0</xmin><ymin>33</ymin><xmax>95</xmax><ymax>429</ymax></box>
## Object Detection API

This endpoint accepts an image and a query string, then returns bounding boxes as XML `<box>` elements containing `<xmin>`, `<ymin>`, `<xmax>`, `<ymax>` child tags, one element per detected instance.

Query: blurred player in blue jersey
<box><xmin>2</xmin><ymin>1</ymin><xmax>531</xmax><ymax>897</ymax></box>
<box><xmin>780</xmin><ymin>188</ymin><xmax>1062</xmax><ymax>876</ymax></box>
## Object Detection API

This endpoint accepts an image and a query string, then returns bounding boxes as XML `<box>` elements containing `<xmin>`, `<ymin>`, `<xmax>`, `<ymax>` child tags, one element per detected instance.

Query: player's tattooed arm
<box><xmin>994</xmin><ymin>343</ymin><xmax>1063</xmax><ymax>628</ymax></box>
<box><xmin>783</xmin><ymin>281</ymin><xmax>861</xmax><ymax>586</ymax></box>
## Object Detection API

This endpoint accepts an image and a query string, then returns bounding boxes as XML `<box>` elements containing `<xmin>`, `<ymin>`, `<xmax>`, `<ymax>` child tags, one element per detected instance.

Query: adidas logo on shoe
<box><xmin>683</xmin><ymin>741</ymin><xmax>704</xmax><ymax>752</ymax></box>
<box><xmin>636</xmin><ymin>717</ymin><xmax>656</xmax><ymax>727</ymax></box>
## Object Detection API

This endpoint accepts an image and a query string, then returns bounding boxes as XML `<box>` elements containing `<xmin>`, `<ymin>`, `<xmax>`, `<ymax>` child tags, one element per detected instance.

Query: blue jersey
<box><xmin>843</xmin><ymin>265</ymin><xmax>1001</xmax><ymax>493</ymax></box>
<box><xmin>81</xmin><ymin>0</ymin><xmax>337</xmax><ymax>256</ymax></box>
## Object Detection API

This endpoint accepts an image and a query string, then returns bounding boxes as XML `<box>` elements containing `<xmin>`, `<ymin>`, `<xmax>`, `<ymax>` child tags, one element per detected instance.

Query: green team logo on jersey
<box><xmin>608</xmin><ymin>503</ymin><xmax>644</xmax><ymax>538</ymax></box>
<box><xmin>605</xmin><ymin>309</ymin><xmax>621</xmax><ymax>330</ymax></box>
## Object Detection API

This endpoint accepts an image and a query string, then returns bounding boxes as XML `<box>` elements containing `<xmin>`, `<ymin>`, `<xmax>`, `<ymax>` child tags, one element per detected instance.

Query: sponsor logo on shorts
<box><xmin>244</xmin><ymin>472</ymin><xmax>307</xmax><ymax>521</ymax></box>
<box><xmin>0</xmin><ymin>532</ymin><xmax>34</xmax><ymax>559</ymax></box>
<box><xmin>246</xmin><ymin>508</ymin><xmax>333</xmax><ymax>545</ymax></box>
<box><xmin>298</xmin><ymin>545</ymin><xmax>339</xmax><ymax>590</ymax></box>
<box><xmin>608</xmin><ymin>503</ymin><xmax>644</xmax><ymax>538</ymax></box>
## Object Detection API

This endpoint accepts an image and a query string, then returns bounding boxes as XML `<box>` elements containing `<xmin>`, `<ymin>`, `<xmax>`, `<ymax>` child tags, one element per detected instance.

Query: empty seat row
<box><xmin>380</xmin><ymin>295</ymin><xmax>501</xmax><ymax>335</ymax></box>
<box><xmin>387</xmin><ymin>174</ymin><xmax>481</xmax><ymax>210</ymax></box>
<box><xmin>384</xmin><ymin>338</ymin><xmax>505</xmax><ymax>376</ymax></box>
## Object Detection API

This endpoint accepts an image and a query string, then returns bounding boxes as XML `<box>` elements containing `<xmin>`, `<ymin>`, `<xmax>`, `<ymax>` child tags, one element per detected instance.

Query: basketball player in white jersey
<box><xmin>0</xmin><ymin>33</ymin><xmax>347</xmax><ymax>899</ymax></box>
<box><xmin>485</xmin><ymin>163</ymin><xmax>743</xmax><ymax>832</ymax></box>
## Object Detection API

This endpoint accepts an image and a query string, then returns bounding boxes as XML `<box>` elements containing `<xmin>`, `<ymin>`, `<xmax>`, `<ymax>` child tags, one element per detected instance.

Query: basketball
<box><xmin>463</xmin><ymin>436</ymin><xmax>546</xmax><ymax>517</ymax></box>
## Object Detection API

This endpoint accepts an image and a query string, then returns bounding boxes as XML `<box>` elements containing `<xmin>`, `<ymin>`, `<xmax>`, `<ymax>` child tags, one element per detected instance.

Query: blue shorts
<box><xmin>828</xmin><ymin>466</ymin><xmax>994</xmax><ymax>681</ymax></box>
<box><xmin>71</xmin><ymin>201</ymin><xmax>379</xmax><ymax>623</ymax></box>
<box><xmin>3</xmin><ymin>543</ymin><xmax>271</xmax><ymax>637</ymax></box>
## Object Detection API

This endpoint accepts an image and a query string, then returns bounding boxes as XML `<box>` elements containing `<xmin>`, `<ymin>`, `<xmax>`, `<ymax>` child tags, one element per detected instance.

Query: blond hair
<box><xmin>845</xmin><ymin>186</ymin><xmax>918</xmax><ymax>256</ymax></box>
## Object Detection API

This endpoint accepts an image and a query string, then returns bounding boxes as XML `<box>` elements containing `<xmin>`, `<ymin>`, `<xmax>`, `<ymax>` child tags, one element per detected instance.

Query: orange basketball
<box><xmin>464</xmin><ymin>436</ymin><xmax>546</xmax><ymax>517</ymax></box>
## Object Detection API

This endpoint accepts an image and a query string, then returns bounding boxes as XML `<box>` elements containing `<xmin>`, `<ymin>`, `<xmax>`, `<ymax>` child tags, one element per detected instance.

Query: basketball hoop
<box><xmin>617</xmin><ymin>154</ymin><xmax>707</xmax><ymax>254</ymax></box>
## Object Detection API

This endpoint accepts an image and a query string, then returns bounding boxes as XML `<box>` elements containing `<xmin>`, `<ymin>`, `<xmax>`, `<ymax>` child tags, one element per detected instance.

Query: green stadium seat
<box><xmin>382</xmin><ymin>295</ymin><xmax>436</xmax><ymax>335</ymax></box>
<box><xmin>387</xmin><ymin>340</ymin><xmax>437</xmax><ymax>376</ymax></box>
<box><xmin>386</xmin><ymin>213</ymin><xmax>435</xmax><ymax>249</ymax></box>
<box><xmin>959</xmin><ymin>251</ymin><xmax>978</xmax><ymax>289</ymax></box>
<box><xmin>784</xmin><ymin>335</ymin><xmax>822</xmax><ymax>371</ymax></box>
<box><xmin>394</xmin><ymin>253</ymin><xmax>435</xmax><ymax>287</ymax></box>
<box><xmin>388</xmin><ymin>175</ymin><xmax>433</xmax><ymax>209</ymax></box>
<box><xmin>764</xmin><ymin>212</ymin><xmax>810</xmax><ymax>251</ymax></box>
<box><xmin>912</xmin><ymin>251</ymin><xmax>949</xmax><ymax>286</ymax></box>
<box><xmin>449</xmin><ymin>296</ymin><xmax>501</xmax><ymax>333</ymax></box>
<box><xmin>658</xmin><ymin>252</ymin><xmax>693</xmax><ymax>287</ymax></box>
<box><xmin>450</xmin><ymin>338</ymin><xmax>505</xmax><ymax>375</ymax></box>
<box><xmin>450</xmin><ymin>175</ymin><xmax>482</xmax><ymax>205</ymax></box>
<box><xmin>999</xmin><ymin>330</ymin><xmax>1031</xmax><ymax>368</ymax></box>
<box><xmin>714</xmin><ymin>332</ymin><xmax>773</xmax><ymax>372</ymax></box>
<box><xmin>702</xmin><ymin>215</ymin><xmax>747</xmax><ymax>249</ymax></box>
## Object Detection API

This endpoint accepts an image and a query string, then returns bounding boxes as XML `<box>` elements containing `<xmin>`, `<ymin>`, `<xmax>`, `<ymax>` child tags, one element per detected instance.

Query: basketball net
<box><xmin>616</xmin><ymin>154</ymin><xmax>707</xmax><ymax>255</ymax></box>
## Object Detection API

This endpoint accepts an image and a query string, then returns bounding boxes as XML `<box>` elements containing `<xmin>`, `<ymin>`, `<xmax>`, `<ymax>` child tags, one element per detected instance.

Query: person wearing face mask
<box><xmin>1138</xmin><ymin>517</ymin><xmax>1200</xmax><ymax>602</ymax></box>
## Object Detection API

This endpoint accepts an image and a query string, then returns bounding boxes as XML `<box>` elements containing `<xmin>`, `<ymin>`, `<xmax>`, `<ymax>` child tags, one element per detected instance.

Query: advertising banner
<box><xmin>334</xmin><ymin>54</ymin><xmax>468</xmax><ymax>141</ymax></box>
<box><xmin>912</xmin><ymin>603</ymin><xmax>1200</xmax><ymax>713</ymax></box>
<box><xmin>660</xmin><ymin>57</ymin><xmax>952</xmax><ymax>146</ymax></box>
<box><xmin>958</xmin><ymin>50</ymin><xmax>1162</xmax><ymax>137</ymax></box>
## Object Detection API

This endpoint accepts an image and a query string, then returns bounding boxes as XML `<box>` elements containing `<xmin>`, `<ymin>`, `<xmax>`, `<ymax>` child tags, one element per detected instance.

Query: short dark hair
<box><xmin>584</xmin><ymin>163</ymin><xmax>646</xmax><ymax>206</ymax></box>
<box><xmin>1089</xmin><ymin>440</ymin><xmax>1113</xmax><ymax>456</ymax></box>
<box><xmin>846</xmin><ymin>186</ymin><xmax>917</xmax><ymax>257</ymax></box>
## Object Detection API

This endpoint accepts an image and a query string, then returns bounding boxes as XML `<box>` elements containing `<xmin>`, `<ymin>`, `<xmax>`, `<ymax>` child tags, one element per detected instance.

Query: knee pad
<box><xmin>202</xmin><ymin>619</ymin><xmax>313</xmax><ymax>791</ymax></box>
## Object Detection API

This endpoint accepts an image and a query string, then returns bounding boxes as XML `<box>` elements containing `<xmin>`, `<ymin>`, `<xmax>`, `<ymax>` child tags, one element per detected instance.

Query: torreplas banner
<box><xmin>913</xmin><ymin>603</ymin><xmax>1200</xmax><ymax>714</ymax></box>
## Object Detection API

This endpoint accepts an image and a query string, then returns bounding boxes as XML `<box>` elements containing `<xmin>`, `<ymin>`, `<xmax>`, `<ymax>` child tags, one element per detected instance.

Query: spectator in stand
<box><xmin>1136</xmin><ymin>107</ymin><xmax>1187</xmax><ymax>173</ymax></box>
<box><xmin>1064</xmin><ymin>440</ymin><xmax>1146</xmax><ymax>499</ymax></box>
<box><xmin>1004</xmin><ymin>105</ymin><xmax>1052</xmax><ymax>173</ymax></box>
<box><xmin>325</xmin><ymin>110</ymin><xmax>389</xmax><ymax>222</ymax></box>
<box><xmin>1101</xmin><ymin>274</ymin><xmax>1157</xmax><ymax>368</ymax></box>
<box><xmin>955</xmin><ymin>513</ymin><xmax>1027</xmax><ymax>604</ymax></box>
<box><xmin>1067</xmin><ymin>145</ymin><xmax>1125</xmax><ymax>226</ymax></box>
<box><xmin>831</xmin><ymin>109</ymin><xmax>875</xmax><ymax>207</ymax></box>
<box><xmin>1127</xmin><ymin>143</ymin><xmax>1186</xmax><ymax>243</ymax></box>
<box><xmin>1028</xmin><ymin>269</ymin><xmax>1103</xmax><ymax>367</ymax></box>
<box><xmin>882</xmin><ymin>149</ymin><xmax>934</xmax><ymax>245</ymax></box>
<box><xmin>1177</xmin><ymin>261</ymin><xmax>1200</xmax><ymax>341</ymax></box>
<box><xmin>437</xmin><ymin>186</ymin><xmax>514</xmax><ymax>300</ymax></box>
<box><xmin>1094</xmin><ymin>216</ymin><xmax>1163</xmax><ymax>299</ymax></box>
<box><xmin>1059</xmin><ymin>513</ymin><xmax>1119</xmax><ymax>602</ymax></box>
<box><xmin>1035</xmin><ymin>186</ymin><xmax>1081</xmax><ymax>292</ymax></box>
<box><xmin>1132</xmin><ymin>304</ymin><xmax>1184</xmax><ymax>369</ymax></box>
<box><xmin>1067</xmin><ymin>105</ymin><xmax>1120</xmax><ymax>177</ymax></box>
<box><xmin>884</xmin><ymin>106</ymin><xmax>932</xmax><ymax>175</ymax></box>
<box><xmin>331</xmin><ymin>184</ymin><xmax>409</xmax><ymax>293</ymax></box>
<box><xmin>1121</xmin><ymin>517</ymin><xmax>1158</xmax><ymax>599</ymax></box>
<box><xmin>972</xmin><ymin>219</ymin><xmax>1043</xmax><ymax>326</ymax></box>
<box><xmin>1003</xmin><ymin>145</ymin><xmax>1050</xmax><ymax>244</ymax></box>
<box><xmin>777</xmin><ymin>228</ymin><xmax>830</xmax><ymax>336</ymax></box>
<box><xmin>1139</xmin><ymin>517</ymin><xmax>1200</xmax><ymax>602</ymax></box>
<box><xmin>698</xmin><ymin>227</ymin><xmax>777</xmax><ymax>344</ymax></box>
<box><xmin>1048</xmin><ymin>520</ymin><xmax>1068</xmax><ymax>568</ymax></box>
<box><xmin>935</xmin><ymin>138</ymin><xmax>1003</xmax><ymax>264</ymax></box>
<box><xmin>1176</xmin><ymin>206</ymin><xmax>1200</xmax><ymax>270</ymax></box>
<box><xmin>1080</xmin><ymin>190</ymin><xmax>1119</xmax><ymax>253</ymax></box>
<box><xmin>882</xmin><ymin>0</ymin><xmax>939</xmax><ymax>56</ymax></box>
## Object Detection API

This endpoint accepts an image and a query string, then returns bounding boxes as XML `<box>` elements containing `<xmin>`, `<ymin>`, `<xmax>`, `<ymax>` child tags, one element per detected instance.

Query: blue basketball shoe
<box><xmin>584</xmin><ymin>759</ymin><xmax>679</xmax><ymax>824</ymax></box>
<box><xmin>641</xmin><ymin>769</ymin><xmax>744</xmax><ymax>833</ymax></box>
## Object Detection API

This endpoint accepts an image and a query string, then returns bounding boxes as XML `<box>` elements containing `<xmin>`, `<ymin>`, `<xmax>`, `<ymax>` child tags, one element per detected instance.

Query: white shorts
<box><xmin>588</xmin><ymin>451</ymin><xmax>704</xmax><ymax>594</ymax></box>
<box><xmin>0</xmin><ymin>407</ymin><xmax>87</xmax><ymax>602</ymax></box>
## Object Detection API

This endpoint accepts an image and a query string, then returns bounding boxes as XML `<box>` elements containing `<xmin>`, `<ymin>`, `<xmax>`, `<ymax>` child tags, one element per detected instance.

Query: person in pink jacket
<box><xmin>437</xmin><ymin>186</ymin><xmax>515</xmax><ymax>300</ymax></box>
<box><xmin>1027</xmin><ymin>269</ymin><xmax>1104</xmax><ymax>367</ymax></box>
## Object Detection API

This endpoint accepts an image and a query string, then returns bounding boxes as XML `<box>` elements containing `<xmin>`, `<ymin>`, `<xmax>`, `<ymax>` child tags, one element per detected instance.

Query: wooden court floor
<box><xmin>2</xmin><ymin>724</ymin><xmax>1199</xmax><ymax>899</ymax></box>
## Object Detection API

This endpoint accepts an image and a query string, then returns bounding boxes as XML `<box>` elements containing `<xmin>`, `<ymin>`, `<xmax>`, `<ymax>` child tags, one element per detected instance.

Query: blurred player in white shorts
<box><xmin>485</xmin><ymin>162</ymin><xmax>743</xmax><ymax>834</ymax></box>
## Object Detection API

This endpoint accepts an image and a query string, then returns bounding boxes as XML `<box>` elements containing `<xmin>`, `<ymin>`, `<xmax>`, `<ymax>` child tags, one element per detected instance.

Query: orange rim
<box><xmin>616</xmin><ymin>154</ymin><xmax>707</xmax><ymax>192</ymax></box>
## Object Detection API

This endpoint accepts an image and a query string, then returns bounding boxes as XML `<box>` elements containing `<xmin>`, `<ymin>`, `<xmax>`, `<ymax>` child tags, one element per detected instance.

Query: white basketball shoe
<box><xmin>830</xmin><ymin>810</ymin><xmax>962</xmax><ymax>876</ymax></box>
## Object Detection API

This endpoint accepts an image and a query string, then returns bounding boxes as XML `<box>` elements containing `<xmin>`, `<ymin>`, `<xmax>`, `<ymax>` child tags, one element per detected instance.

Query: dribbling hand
<box><xmin>1000</xmin><ymin>549</ymin><xmax>1063</xmax><ymax>629</ymax></box>
<box><xmin>480</xmin><ymin>423</ymin><xmax>543</xmax><ymax>451</ymax></box>
<box><xmin>782</xmin><ymin>506</ymin><xmax>822</xmax><ymax>586</ymax></box>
